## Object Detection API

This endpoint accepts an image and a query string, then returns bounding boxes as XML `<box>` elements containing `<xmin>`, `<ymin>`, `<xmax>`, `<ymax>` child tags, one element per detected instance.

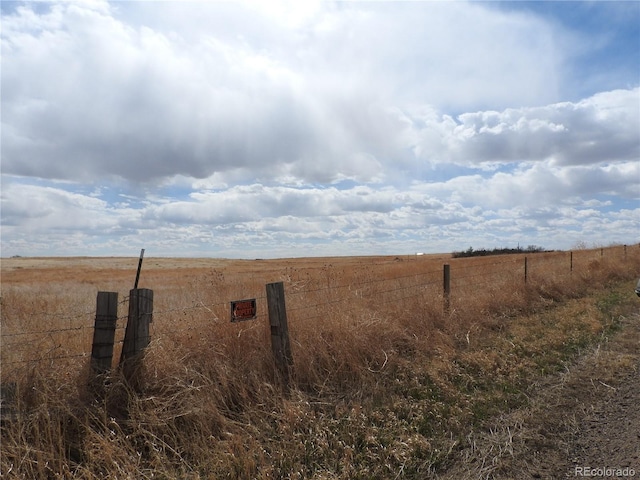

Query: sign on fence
<box><xmin>231</xmin><ymin>298</ymin><xmax>257</xmax><ymax>322</ymax></box>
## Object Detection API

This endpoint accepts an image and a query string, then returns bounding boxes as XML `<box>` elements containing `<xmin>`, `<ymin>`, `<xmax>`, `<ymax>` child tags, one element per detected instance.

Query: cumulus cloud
<box><xmin>3</xmin><ymin>164</ymin><xmax>637</xmax><ymax>257</ymax></box>
<box><xmin>1</xmin><ymin>1</ymin><xmax>638</xmax><ymax>257</ymax></box>
<box><xmin>409</xmin><ymin>88</ymin><xmax>640</xmax><ymax>167</ymax></box>
<box><xmin>1</xmin><ymin>0</ymin><xmax>580</xmax><ymax>186</ymax></box>
<box><xmin>0</xmin><ymin>181</ymin><xmax>134</xmax><ymax>233</ymax></box>
<box><xmin>419</xmin><ymin>159</ymin><xmax>640</xmax><ymax>210</ymax></box>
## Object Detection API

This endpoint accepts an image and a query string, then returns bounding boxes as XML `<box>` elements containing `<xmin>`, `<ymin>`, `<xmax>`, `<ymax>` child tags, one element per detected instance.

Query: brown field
<box><xmin>1</xmin><ymin>245</ymin><xmax>639</xmax><ymax>478</ymax></box>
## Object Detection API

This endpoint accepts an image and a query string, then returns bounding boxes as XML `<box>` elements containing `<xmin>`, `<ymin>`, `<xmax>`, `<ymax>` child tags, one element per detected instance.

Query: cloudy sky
<box><xmin>1</xmin><ymin>0</ymin><xmax>639</xmax><ymax>258</ymax></box>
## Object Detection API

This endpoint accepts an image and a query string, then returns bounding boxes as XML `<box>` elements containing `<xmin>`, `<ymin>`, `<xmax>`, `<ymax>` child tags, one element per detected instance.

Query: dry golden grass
<box><xmin>1</xmin><ymin>245</ymin><xmax>638</xmax><ymax>478</ymax></box>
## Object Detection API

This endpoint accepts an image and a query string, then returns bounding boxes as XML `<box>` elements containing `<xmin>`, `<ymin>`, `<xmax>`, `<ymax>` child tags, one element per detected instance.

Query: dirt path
<box><xmin>441</xmin><ymin>313</ymin><xmax>640</xmax><ymax>479</ymax></box>
<box><xmin>566</xmin><ymin>314</ymin><xmax>640</xmax><ymax>478</ymax></box>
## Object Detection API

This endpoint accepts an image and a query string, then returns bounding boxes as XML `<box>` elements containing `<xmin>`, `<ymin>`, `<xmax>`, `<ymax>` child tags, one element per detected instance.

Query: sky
<box><xmin>1</xmin><ymin>0</ymin><xmax>639</xmax><ymax>258</ymax></box>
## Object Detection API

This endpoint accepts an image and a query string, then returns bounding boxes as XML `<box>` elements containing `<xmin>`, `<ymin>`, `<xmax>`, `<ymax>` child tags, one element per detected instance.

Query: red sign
<box><xmin>231</xmin><ymin>299</ymin><xmax>257</xmax><ymax>322</ymax></box>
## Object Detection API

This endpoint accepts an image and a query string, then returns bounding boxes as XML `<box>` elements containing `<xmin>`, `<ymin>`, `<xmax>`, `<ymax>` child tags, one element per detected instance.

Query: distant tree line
<box><xmin>452</xmin><ymin>245</ymin><xmax>548</xmax><ymax>258</ymax></box>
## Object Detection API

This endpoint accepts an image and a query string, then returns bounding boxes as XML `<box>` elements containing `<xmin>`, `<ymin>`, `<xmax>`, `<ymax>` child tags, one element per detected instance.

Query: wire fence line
<box><xmin>1</xmin><ymin>245</ymin><xmax>634</xmax><ymax>374</ymax></box>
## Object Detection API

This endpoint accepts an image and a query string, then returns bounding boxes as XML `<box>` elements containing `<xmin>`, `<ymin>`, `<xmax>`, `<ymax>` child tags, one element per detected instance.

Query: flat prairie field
<box><xmin>0</xmin><ymin>246</ymin><xmax>630</xmax><ymax>382</ymax></box>
<box><xmin>0</xmin><ymin>253</ymin><xmax>451</xmax><ymax>282</ymax></box>
<box><xmin>1</xmin><ymin>245</ymin><xmax>639</xmax><ymax>478</ymax></box>
<box><xmin>0</xmin><ymin>248</ymin><xmax>631</xmax><ymax>357</ymax></box>
<box><xmin>1</xmin><ymin>253</ymin><xmax>452</xmax><ymax>375</ymax></box>
<box><xmin>0</xmin><ymin>247</ymin><xmax>611</xmax><ymax>292</ymax></box>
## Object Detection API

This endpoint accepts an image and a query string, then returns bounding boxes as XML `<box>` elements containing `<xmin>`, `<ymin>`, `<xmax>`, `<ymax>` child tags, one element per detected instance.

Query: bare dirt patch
<box><xmin>441</xmin><ymin>312</ymin><xmax>640</xmax><ymax>479</ymax></box>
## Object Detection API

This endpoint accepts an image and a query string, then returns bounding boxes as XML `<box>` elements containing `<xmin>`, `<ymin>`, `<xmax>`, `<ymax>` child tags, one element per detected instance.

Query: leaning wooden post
<box><xmin>266</xmin><ymin>282</ymin><xmax>293</xmax><ymax>388</ymax></box>
<box><xmin>120</xmin><ymin>288</ymin><xmax>153</xmax><ymax>386</ymax></box>
<box><xmin>91</xmin><ymin>291</ymin><xmax>118</xmax><ymax>375</ymax></box>
<box><xmin>443</xmin><ymin>264</ymin><xmax>451</xmax><ymax>313</ymax></box>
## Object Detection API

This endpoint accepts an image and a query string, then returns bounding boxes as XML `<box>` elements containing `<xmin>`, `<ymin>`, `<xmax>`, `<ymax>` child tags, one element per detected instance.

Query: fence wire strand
<box><xmin>1</xmin><ymin>247</ymin><xmax>634</xmax><ymax>371</ymax></box>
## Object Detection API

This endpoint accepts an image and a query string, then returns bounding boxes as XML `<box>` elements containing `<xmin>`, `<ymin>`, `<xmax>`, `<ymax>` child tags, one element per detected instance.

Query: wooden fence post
<box><xmin>570</xmin><ymin>251</ymin><xmax>573</xmax><ymax>273</ymax></box>
<box><xmin>91</xmin><ymin>291</ymin><xmax>118</xmax><ymax>375</ymax></box>
<box><xmin>443</xmin><ymin>264</ymin><xmax>451</xmax><ymax>313</ymax></box>
<box><xmin>120</xmin><ymin>288</ymin><xmax>153</xmax><ymax>385</ymax></box>
<box><xmin>0</xmin><ymin>382</ymin><xmax>18</xmax><ymax>424</ymax></box>
<box><xmin>266</xmin><ymin>282</ymin><xmax>293</xmax><ymax>387</ymax></box>
<box><xmin>524</xmin><ymin>257</ymin><xmax>528</xmax><ymax>284</ymax></box>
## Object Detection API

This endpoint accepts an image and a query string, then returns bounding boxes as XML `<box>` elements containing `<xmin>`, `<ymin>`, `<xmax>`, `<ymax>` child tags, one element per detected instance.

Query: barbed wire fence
<box><xmin>0</xmin><ymin>244</ymin><xmax>634</xmax><ymax>382</ymax></box>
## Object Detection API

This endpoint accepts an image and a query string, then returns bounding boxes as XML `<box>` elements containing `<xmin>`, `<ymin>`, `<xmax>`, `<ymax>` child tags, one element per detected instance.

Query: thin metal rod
<box><xmin>134</xmin><ymin>248</ymin><xmax>145</xmax><ymax>289</ymax></box>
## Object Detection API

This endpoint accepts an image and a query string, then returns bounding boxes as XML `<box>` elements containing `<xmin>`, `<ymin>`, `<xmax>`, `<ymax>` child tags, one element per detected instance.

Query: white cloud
<box><xmin>409</xmin><ymin>88</ymin><xmax>639</xmax><ymax>167</ymax></box>
<box><xmin>2</xmin><ymin>169</ymin><xmax>637</xmax><ymax>258</ymax></box>
<box><xmin>419</xmin><ymin>159</ymin><xmax>639</xmax><ymax>211</ymax></box>
<box><xmin>1</xmin><ymin>1</ymin><xmax>638</xmax><ymax>257</ymax></box>
<box><xmin>1</xmin><ymin>0</ymin><xmax>585</xmax><ymax>186</ymax></box>
<box><xmin>1</xmin><ymin>182</ymin><xmax>111</xmax><ymax>229</ymax></box>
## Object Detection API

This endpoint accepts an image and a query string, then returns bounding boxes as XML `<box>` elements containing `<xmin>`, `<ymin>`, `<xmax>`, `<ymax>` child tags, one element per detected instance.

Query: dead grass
<box><xmin>1</xmin><ymin>245</ymin><xmax>639</xmax><ymax>478</ymax></box>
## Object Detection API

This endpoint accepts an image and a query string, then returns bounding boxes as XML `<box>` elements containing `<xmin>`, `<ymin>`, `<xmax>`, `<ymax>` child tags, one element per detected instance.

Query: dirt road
<box><xmin>442</xmin><ymin>313</ymin><xmax>640</xmax><ymax>479</ymax></box>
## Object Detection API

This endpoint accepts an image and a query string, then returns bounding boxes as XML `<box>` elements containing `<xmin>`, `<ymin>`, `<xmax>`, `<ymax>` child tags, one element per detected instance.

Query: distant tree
<box><xmin>572</xmin><ymin>240</ymin><xmax>588</xmax><ymax>250</ymax></box>
<box><xmin>452</xmin><ymin>245</ymin><xmax>549</xmax><ymax>258</ymax></box>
